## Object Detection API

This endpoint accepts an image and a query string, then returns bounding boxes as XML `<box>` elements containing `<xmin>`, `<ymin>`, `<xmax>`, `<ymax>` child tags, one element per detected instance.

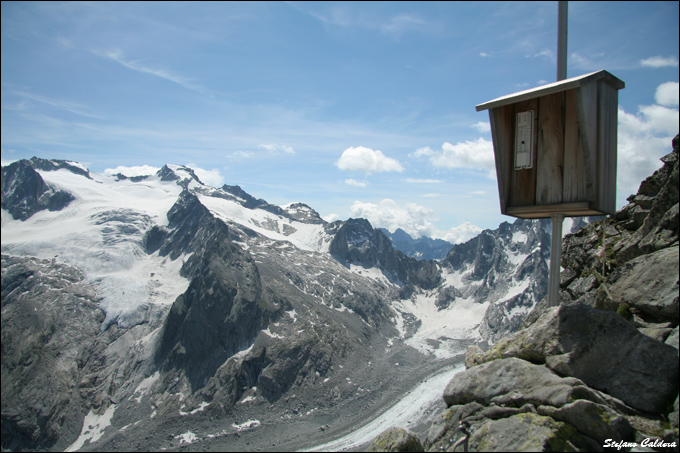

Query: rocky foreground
<box><xmin>367</xmin><ymin>135</ymin><xmax>679</xmax><ymax>452</ymax></box>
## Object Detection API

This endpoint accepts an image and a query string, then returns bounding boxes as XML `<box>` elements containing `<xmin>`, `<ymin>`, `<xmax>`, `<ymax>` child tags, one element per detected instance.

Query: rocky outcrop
<box><xmin>1</xmin><ymin>255</ymin><xmax>103</xmax><ymax>451</ymax></box>
<box><xmin>367</xmin><ymin>427</ymin><xmax>425</xmax><ymax>452</ymax></box>
<box><xmin>473</xmin><ymin>304</ymin><xmax>678</xmax><ymax>413</ymax></box>
<box><xmin>330</xmin><ymin>218</ymin><xmax>441</xmax><ymax>291</ymax></box>
<box><xmin>559</xmin><ymin>135</ymin><xmax>678</xmax><ymax>313</ymax></box>
<box><xmin>367</xmin><ymin>135</ymin><xmax>679</xmax><ymax>451</ymax></box>
<box><xmin>154</xmin><ymin>191</ymin><xmax>264</xmax><ymax>392</ymax></box>
<box><xmin>444</xmin><ymin>219</ymin><xmax>552</xmax><ymax>342</ymax></box>
<box><xmin>1</xmin><ymin>160</ymin><xmax>75</xmax><ymax>220</ymax></box>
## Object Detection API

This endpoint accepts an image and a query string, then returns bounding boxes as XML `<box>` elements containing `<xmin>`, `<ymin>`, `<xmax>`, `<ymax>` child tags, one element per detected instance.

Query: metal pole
<box><xmin>557</xmin><ymin>1</ymin><xmax>568</xmax><ymax>81</ymax></box>
<box><xmin>549</xmin><ymin>1</ymin><xmax>568</xmax><ymax>308</ymax></box>
<box><xmin>548</xmin><ymin>213</ymin><xmax>564</xmax><ymax>307</ymax></box>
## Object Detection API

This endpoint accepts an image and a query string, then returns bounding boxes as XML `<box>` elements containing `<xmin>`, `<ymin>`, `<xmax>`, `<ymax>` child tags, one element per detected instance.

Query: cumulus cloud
<box><xmin>616</xmin><ymin>86</ymin><xmax>679</xmax><ymax>205</ymax></box>
<box><xmin>655</xmin><ymin>81</ymin><xmax>679</xmax><ymax>107</ymax></box>
<box><xmin>186</xmin><ymin>164</ymin><xmax>225</xmax><ymax>187</ymax></box>
<box><xmin>471</xmin><ymin>121</ymin><xmax>491</xmax><ymax>133</ymax></box>
<box><xmin>336</xmin><ymin>146</ymin><xmax>404</xmax><ymax>174</ymax></box>
<box><xmin>104</xmin><ymin>165</ymin><xmax>159</xmax><ymax>177</ymax></box>
<box><xmin>349</xmin><ymin>199</ymin><xmax>481</xmax><ymax>243</ymax></box>
<box><xmin>413</xmin><ymin>138</ymin><xmax>495</xmax><ymax>177</ymax></box>
<box><xmin>640</xmin><ymin>56</ymin><xmax>679</xmax><ymax>68</ymax></box>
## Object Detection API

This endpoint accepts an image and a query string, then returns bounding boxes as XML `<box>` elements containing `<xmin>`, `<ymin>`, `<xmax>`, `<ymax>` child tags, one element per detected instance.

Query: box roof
<box><xmin>475</xmin><ymin>70</ymin><xmax>625</xmax><ymax>112</ymax></box>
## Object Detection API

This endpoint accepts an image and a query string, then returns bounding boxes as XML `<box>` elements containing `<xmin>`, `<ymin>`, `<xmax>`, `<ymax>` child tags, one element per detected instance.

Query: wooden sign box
<box><xmin>476</xmin><ymin>70</ymin><xmax>625</xmax><ymax>219</ymax></box>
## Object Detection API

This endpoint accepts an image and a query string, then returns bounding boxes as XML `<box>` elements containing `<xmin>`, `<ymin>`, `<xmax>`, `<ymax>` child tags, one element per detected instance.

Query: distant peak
<box><xmin>27</xmin><ymin>157</ymin><xmax>91</xmax><ymax>179</ymax></box>
<box><xmin>157</xmin><ymin>164</ymin><xmax>203</xmax><ymax>187</ymax></box>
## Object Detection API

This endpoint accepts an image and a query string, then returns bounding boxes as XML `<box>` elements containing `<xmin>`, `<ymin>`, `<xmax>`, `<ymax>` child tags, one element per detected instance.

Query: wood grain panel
<box><xmin>536</xmin><ymin>93</ymin><xmax>565</xmax><ymax>205</ymax></box>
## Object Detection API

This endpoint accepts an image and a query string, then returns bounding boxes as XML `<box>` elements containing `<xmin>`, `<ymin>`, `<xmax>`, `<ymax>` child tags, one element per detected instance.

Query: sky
<box><xmin>2</xmin><ymin>1</ymin><xmax>679</xmax><ymax>243</ymax></box>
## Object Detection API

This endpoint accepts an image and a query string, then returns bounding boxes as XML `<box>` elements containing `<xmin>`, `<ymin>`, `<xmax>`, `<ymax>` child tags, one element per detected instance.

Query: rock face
<box><xmin>1</xmin><ymin>255</ymin><xmax>103</xmax><ymax>451</ymax></box>
<box><xmin>444</xmin><ymin>219</ymin><xmax>552</xmax><ymax>342</ymax></box>
<box><xmin>476</xmin><ymin>304</ymin><xmax>678</xmax><ymax>413</ymax></box>
<box><xmin>154</xmin><ymin>190</ymin><xmax>264</xmax><ymax>392</ymax></box>
<box><xmin>1</xmin><ymin>159</ymin><xmax>75</xmax><ymax>220</ymax></box>
<box><xmin>330</xmin><ymin>218</ymin><xmax>441</xmax><ymax>292</ymax></box>
<box><xmin>367</xmin><ymin>135</ymin><xmax>679</xmax><ymax>452</ymax></box>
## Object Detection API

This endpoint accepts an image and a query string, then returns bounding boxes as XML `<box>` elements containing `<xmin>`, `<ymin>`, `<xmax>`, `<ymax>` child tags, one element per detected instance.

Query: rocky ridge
<box><xmin>367</xmin><ymin>135</ymin><xmax>679</xmax><ymax>452</ymax></box>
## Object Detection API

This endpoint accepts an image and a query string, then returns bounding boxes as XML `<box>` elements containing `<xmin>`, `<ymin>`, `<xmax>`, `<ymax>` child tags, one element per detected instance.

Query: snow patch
<box><xmin>232</xmin><ymin>420</ymin><xmax>261</xmax><ymax>431</ymax></box>
<box><xmin>175</xmin><ymin>431</ymin><xmax>198</xmax><ymax>445</ymax></box>
<box><xmin>179</xmin><ymin>401</ymin><xmax>210</xmax><ymax>416</ymax></box>
<box><xmin>65</xmin><ymin>404</ymin><xmax>118</xmax><ymax>452</ymax></box>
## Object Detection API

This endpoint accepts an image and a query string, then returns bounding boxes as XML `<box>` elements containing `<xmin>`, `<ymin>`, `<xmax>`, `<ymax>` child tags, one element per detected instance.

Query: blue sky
<box><xmin>2</xmin><ymin>1</ymin><xmax>678</xmax><ymax>242</ymax></box>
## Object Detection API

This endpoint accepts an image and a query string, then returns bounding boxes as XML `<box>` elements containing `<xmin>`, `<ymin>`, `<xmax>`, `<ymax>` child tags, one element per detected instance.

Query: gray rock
<box><xmin>443</xmin><ymin>358</ymin><xmax>612</xmax><ymax>410</ymax></box>
<box><xmin>536</xmin><ymin>400</ymin><xmax>634</xmax><ymax>444</ymax></box>
<box><xmin>464</xmin><ymin>345</ymin><xmax>484</xmax><ymax>369</ymax></box>
<box><xmin>638</xmin><ymin>326</ymin><xmax>674</xmax><ymax>342</ymax></box>
<box><xmin>366</xmin><ymin>427</ymin><xmax>424</xmax><ymax>452</ymax></box>
<box><xmin>603</xmin><ymin>246</ymin><xmax>679</xmax><ymax>322</ymax></box>
<box><xmin>666</xmin><ymin>326</ymin><xmax>679</xmax><ymax>351</ymax></box>
<box><xmin>467</xmin><ymin>413</ymin><xmax>598</xmax><ymax>452</ymax></box>
<box><xmin>478</xmin><ymin>304</ymin><xmax>679</xmax><ymax>413</ymax></box>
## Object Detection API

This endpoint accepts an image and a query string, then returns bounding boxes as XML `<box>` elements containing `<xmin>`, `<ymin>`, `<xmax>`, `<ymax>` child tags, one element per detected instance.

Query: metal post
<box><xmin>557</xmin><ymin>1</ymin><xmax>568</xmax><ymax>81</ymax></box>
<box><xmin>548</xmin><ymin>213</ymin><xmax>564</xmax><ymax>307</ymax></box>
<box><xmin>549</xmin><ymin>1</ymin><xmax>568</xmax><ymax>308</ymax></box>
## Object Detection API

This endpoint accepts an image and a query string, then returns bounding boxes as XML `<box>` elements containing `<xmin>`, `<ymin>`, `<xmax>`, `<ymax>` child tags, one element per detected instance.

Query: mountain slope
<box><xmin>2</xmin><ymin>157</ymin><xmax>572</xmax><ymax>451</ymax></box>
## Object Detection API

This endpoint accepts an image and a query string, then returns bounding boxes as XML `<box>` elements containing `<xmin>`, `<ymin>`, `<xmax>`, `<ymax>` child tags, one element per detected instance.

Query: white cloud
<box><xmin>348</xmin><ymin>199</ymin><xmax>481</xmax><ymax>243</ymax></box>
<box><xmin>379</xmin><ymin>14</ymin><xmax>427</xmax><ymax>36</ymax></box>
<box><xmin>640</xmin><ymin>56</ymin><xmax>679</xmax><ymax>68</ymax></box>
<box><xmin>655</xmin><ymin>82</ymin><xmax>679</xmax><ymax>107</ymax></box>
<box><xmin>616</xmin><ymin>90</ymin><xmax>679</xmax><ymax>206</ymax></box>
<box><xmin>471</xmin><ymin>121</ymin><xmax>491</xmax><ymax>133</ymax></box>
<box><xmin>104</xmin><ymin>165</ymin><xmax>159</xmax><ymax>177</ymax></box>
<box><xmin>12</xmin><ymin>91</ymin><xmax>104</xmax><ymax>119</ymax></box>
<box><xmin>336</xmin><ymin>146</ymin><xmax>404</xmax><ymax>174</ymax></box>
<box><xmin>345</xmin><ymin>178</ymin><xmax>368</xmax><ymax>188</ymax></box>
<box><xmin>95</xmin><ymin>49</ymin><xmax>205</xmax><ymax>93</ymax></box>
<box><xmin>259</xmin><ymin>143</ymin><xmax>295</xmax><ymax>154</ymax></box>
<box><xmin>350</xmin><ymin>199</ymin><xmax>437</xmax><ymax>239</ymax></box>
<box><xmin>230</xmin><ymin>150</ymin><xmax>254</xmax><ymax>159</ymax></box>
<box><xmin>480</xmin><ymin>52</ymin><xmax>490</xmax><ymax>57</ymax></box>
<box><xmin>186</xmin><ymin>164</ymin><xmax>225</xmax><ymax>188</ymax></box>
<box><xmin>417</xmin><ymin>138</ymin><xmax>495</xmax><ymax>177</ymax></box>
<box><xmin>405</xmin><ymin>178</ymin><xmax>443</xmax><ymax>184</ymax></box>
<box><xmin>441</xmin><ymin>222</ymin><xmax>483</xmax><ymax>245</ymax></box>
<box><xmin>323</xmin><ymin>213</ymin><xmax>339</xmax><ymax>223</ymax></box>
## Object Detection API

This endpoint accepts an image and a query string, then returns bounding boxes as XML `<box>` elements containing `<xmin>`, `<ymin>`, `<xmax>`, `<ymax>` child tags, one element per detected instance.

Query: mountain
<box><xmin>2</xmin><ymin>157</ymin><xmax>576</xmax><ymax>451</ymax></box>
<box><xmin>379</xmin><ymin>228</ymin><xmax>454</xmax><ymax>261</ymax></box>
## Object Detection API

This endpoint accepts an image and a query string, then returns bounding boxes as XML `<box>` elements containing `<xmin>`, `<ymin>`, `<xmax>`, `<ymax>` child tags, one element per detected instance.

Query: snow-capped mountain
<box><xmin>2</xmin><ymin>157</ymin><xmax>566</xmax><ymax>451</ymax></box>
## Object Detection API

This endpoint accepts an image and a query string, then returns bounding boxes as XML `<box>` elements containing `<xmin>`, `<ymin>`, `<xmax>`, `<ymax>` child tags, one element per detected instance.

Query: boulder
<box><xmin>443</xmin><ymin>358</ymin><xmax>613</xmax><ymax>410</ymax></box>
<box><xmin>366</xmin><ymin>427</ymin><xmax>424</xmax><ymax>452</ymax></box>
<box><xmin>467</xmin><ymin>413</ymin><xmax>598</xmax><ymax>452</ymax></box>
<box><xmin>464</xmin><ymin>345</ymin><xmax>485</xmax><ymax>369</ymax></box>
<box><xmin>536</xmin><ymin>400</ymin><xmax>634</xmax><ymax>444</ymax></box>
<box><xmin>477</xmin><ymin>304</ymin><xmax>679</xmax><ymax>413</ymax></box>
<box><xmin>599</xmin><ymin>246</ymin><xmax>679</xmax><ymax>322</ymax></box>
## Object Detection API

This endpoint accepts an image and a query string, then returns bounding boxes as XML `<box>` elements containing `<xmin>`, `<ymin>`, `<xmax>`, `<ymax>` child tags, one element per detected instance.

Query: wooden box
<box><xmin>476</xmin><ymin>70</ymin><xmax>625</xmax><ymax>218</ymax></box>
